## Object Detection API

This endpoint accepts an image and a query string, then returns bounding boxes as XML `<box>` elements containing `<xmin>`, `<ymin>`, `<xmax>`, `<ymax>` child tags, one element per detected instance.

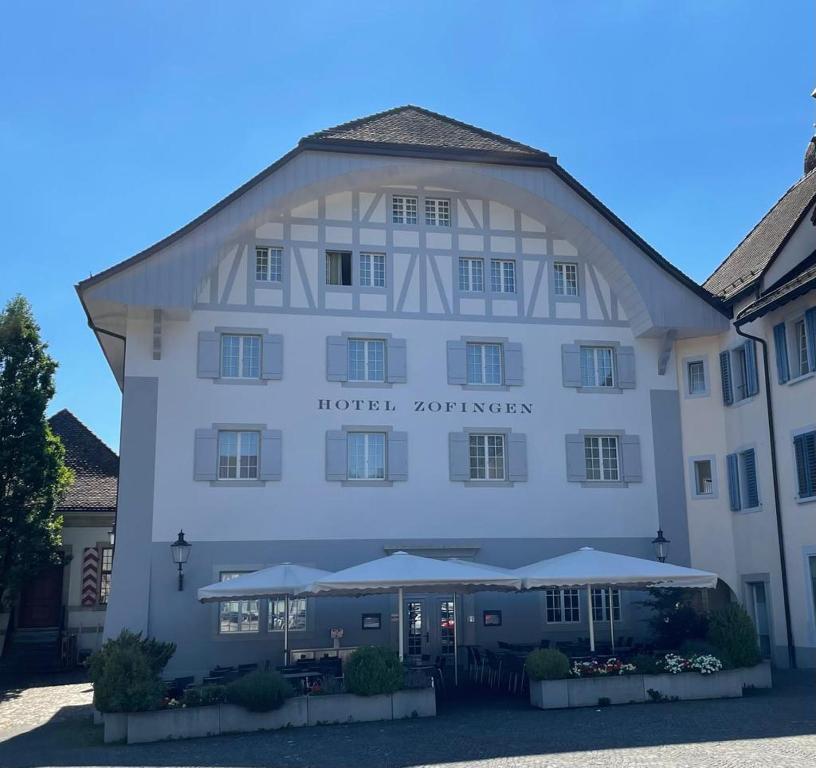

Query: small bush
<box><xmin>707</xmin><ymin>603</ymin><xmax>761</xmax><ymax>668</ymax></box>
<box><xmin>181</xmin><ymin>685</ymin><xmax>225</xmax><ymax>708</ymax></box>
<box><xmin>344</xmin><ymin>646</ymin><xmax>404</xmax><ymax>696</ymax></box>
<box><xmin>525</xmin><ymin>649</ymin><xmax>570</xmax><ymax>681</ymax></box>
<box><xmin>88</xmin><ymin>630</ymin><xmax>176</xmax><ymax>713</ymax></box>
<box><xmin>225</xmin><ymin>671</ymin><xmax>293</xmax><ymax>712</ymax></box>
<box><xmin>629</xmin><ymin>654</ymin><xmax>660</xmax><ymax>675</ymax></box>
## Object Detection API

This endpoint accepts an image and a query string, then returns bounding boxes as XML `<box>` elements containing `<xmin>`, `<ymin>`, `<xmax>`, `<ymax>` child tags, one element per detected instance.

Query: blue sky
<box><xmin>1</xmin><ymin>1</ymin><xmax>812</xmax><ymax>450</ymax></box>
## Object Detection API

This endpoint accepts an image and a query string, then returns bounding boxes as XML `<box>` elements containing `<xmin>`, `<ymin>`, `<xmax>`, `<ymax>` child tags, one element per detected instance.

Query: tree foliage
<box><xmin>639</xmin><ymin>587</ymin><xmax>709</xmax><ymax>649</ymax></box>
<box><xmin>0</xmin><ymin>295</ymin><xmax>71</xmax><ymax>605</ymax></box>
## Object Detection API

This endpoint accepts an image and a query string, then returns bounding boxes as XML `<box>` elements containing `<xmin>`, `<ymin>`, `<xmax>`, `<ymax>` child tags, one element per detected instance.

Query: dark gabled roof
<box><xmin>49</xmin><ymin>409</ymin><xmax>118</xmax><ymax>514</ymax></box>
<box><xmin>703</xmin><ymin>168</ymin><xmax>816</xmax><ymax>302</ymax></box>
<box><xmin>301</xmin><ymin>105</ymin><xmax>553</xmax><ymax>159</ymax></box>
<box><xmin>736</xmin><ymin>261</ymin><xmax>816</xmax><ymax>324</ymax></box>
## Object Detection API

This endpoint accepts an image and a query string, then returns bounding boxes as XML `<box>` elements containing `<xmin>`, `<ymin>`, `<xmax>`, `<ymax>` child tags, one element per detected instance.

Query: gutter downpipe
<box><xmin>734</xmin><ymin>319</ymin><xmax>796</xmax><ymax>669</ymax></box>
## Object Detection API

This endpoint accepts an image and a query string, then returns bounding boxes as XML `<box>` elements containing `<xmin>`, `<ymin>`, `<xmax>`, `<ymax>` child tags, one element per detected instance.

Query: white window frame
<box><xmin>392</xmin><ymin>195</ymin><xmax>417</xmax><ymax>225</ymax></box>
<box><xmin>466</xmin><ymin>342</ymin><xmax>504</xmax><ymax>385</ymax></box>
<box><xmin>326</xmin><ymin>251</ymin><xmax>352</xmax><ymax>286</ymax></box>
<box><xmin>255</xmin><ymin>246</ymin><xmax>282</xmax><ymax>283</ymax></box>
<box><xmin>580</xmin><ymin>346</ymin><xmax>615</xmax><ymax>388</ymax></box>
<box><xmin>732</xmin><ymin>346</ymin><xmax>750</xmax><ymax>402</ymax></box>
<box><xmin>545</xmin><ymin>588</ymin><xmax>580</xmax><ymax>623</ymax></box>
<box><xmin>458</xmin><ymin>257</ymin><xmax>484</xmax><ymax>292</ymax></box>
<box><xmin>584</xmin><ymin>435</ymin><xmax>620</xmax><ymax>482</ymax></box>
<box><xmin>268</xmin><ymin>597</ymin><xmax>307</xmax><ymax>632</ymax></box>
<box><xmin>425</xmin><ymin>197</ymin><xmax>450</xmax><ymax>226</ymax></box>
<box><xmin>348</xmin><ymin>338</ymin><xmax>386</xmax><ymax>383</ymax></box>
<box><xmin>693</xmin><ymin>459</ymin><xmax>714</xmax><ymax>496</ymax></box>
<box><xmin>794</xmin><ymin>318</ymin><xmax>811</xmax><ymax>377</ymax></box>
<box><xmin>591</xmin><ymin>588</ymin><xmax>622</xmax><ymax>622</ymax></box>
<box><xmin>217</xmin><ymin>430</ymin><xmax>260</xmax><ymax>481</ymax></box>
<box><xmin>347</xmin><ymin>431</ymin><xmax>387</xmax><ymax>481</ymax></box>
<box><xmin>490</xmin><ymin>259</ymin><xmax>516</xmax><ymax>293</ymax></box>
<box><xmin>687</xmin><ymin>359</ymin><xmax>707</xmax><ymax>396</ymax></box>
<box><xmin>99</xmin><ymin>546</ymin><xmax>113</xmax><ymax>605</ymax></box>
<box><xmin>553</xmin><ymin>262</ymin><xmax>579</xmax><ymax>297</ymax></box>
<box><xmin>220</xmin><ymin>334</ymin><xmax>261</xmax><ymax>379</ymax></box>
<box><xmin>359</xmin><ymin>252</ymin><xmax>385</xmax><ymax>288</ymax></box>
<box><xmin>218</xmin><ymin>572</ymin><xmax>260</xmax><ymax>634</ymax></box>
<box><xmin>468</xmin><ymin>433</ymin><xmax>506</xmax><ymax>481</ymax></box>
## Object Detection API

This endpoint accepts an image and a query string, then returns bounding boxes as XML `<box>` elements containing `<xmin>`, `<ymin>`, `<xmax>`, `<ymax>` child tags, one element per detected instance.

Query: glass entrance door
<box><xmin>404</xmin><ymin>597</ymin><xmax>457</xmax><ymax>661</ymax></box>
<box><xmin>748</xmin><ymin>582</ymin><xmax>771</xmax><ymax>658</ymax></box>
<box><xmin>405</xmin><ymin>600</ymin><xmax>426</xmax><ymax>660</ymax></box>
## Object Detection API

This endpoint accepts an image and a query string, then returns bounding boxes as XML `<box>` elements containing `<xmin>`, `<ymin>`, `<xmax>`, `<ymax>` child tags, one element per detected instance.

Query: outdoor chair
<box><xmin>466</xmin><ymin>646</ymin><xmax>486</xmax><ymax>685</ymax></box>
<box><xmin>502</xmin><ymin>653</ymin><xmax>526</xmax><ymax>695</ymax></box>
<box><xmin>484</xmin><ymin>649</ymin><xmax>503</xmax><ymax>688</ymax></box>
<box><xmin>433</xmin><ymin>655</ymin><xmax>447</xmax><ymax>693</ymax></box>
<box><xmin>237</xmin><ymin>663</ymin><xmax>258</xmax><ymax>676</ymax></box>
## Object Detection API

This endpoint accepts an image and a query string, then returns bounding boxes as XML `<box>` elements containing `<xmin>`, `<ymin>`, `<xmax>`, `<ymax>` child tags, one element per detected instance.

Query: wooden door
<box><xmin>18</xmin><ymin>565</ymin><xmax>63</xmax><ymax>628</ymax></box>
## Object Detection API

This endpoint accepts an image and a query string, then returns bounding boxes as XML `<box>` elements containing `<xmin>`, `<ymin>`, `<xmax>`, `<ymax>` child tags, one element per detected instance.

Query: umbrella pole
<box><xmin>284</xmin><ymin>594</ymin><xmax>289</xmax><ymax>665</ymax></box>
<box><xmin>608</xmin><ymin>587</ymin><xmax>615</xmax><ymax>653</ymax></box>
<box><xmin>587</xmin><ymin>586</ymin><xmax>595</xmax><ymax>653</ymax></box>
<box><xmin>452</xmin><ymin>593</ymin><xmax>458</xmax><ymax>686</ymax></box>
<box><xmin>398</xmin><ymin>587</ymin><xmax>404</xmax><ymax>661</ymax></box>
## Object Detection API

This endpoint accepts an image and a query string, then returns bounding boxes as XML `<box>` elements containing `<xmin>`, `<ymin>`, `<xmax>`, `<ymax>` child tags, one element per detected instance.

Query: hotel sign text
<box><xmin>318</xmin><ymin>398</ymin><xmax>533</xmax><ymax>414</ymax></box>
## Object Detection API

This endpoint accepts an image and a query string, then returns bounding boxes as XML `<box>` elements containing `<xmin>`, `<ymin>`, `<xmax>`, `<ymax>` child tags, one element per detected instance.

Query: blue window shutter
<box><xmin>616</xmin><ymin>347</ymin><xmax>636</xmax><ymax>389</ymax></box>
<box><xmin>386</xmin><ymin>338</ymin><xmax>407</xmax><ymax>383</ymax></box>
<box><xmin>446</xmin><ymin>341</ymin><xmax>467</xmax><ymax>385</ymax></box>
<box><xmin>259</xmin><ymin>430</ymin><xmax>282</xmax><ymax>481</ymax></box>
<box><xmin>326</xmin><ymin>336</ymin><xmax>348</xmax><ymax>382</ymax></box>
<box><xmin>193</xmin><ymin>429</ymin><xmax>218</xmax><ymax>481</ymax></box>
<box><xmin>561</xmin><ymin>344</ymin><xmax>582</xmax><ymax>388</ymax></box>
<box><xmin>805</xmin><ymin>308</ymin><xmax>816</xmax><ymax>371</ymax></box>
<box><xmin>719</xmin><ymin>351</ymin><xmax>733</xmax><ymax>405</ymax></box>
<box><xmin>325</xmin><ymin>430</ymin><xmax>347</xmax><ymax>481</ymax></box>
<box><xmin>794</xmin><ymin>432</ymin><xmax>816</xmax><ymax>498</ymax></box>
<box><xmin>261</xmin><ymin>334</ymin><xmax>283</xmax><ymax>380</ymax></box>
<box><xmin>744</xmin><ymin>340</ymin><xmax>759</xmax><ymax>397</ymax></box>
<box><xmin>387</xmin><ymin>431</ymin><xmax>408</xmax><ymax>481</ymax></box>
<box><xmin>448</xmin><ymin>432</ymin><xmax>470</xmax><ymax>481</ymax></box>
<box><xmin>565</xmin><ymin>434</ymin><xmax>586</xmax><ymax>482</ymax></box>
<box><xmin>726</xmin><ymin>453</ymin><xmax>741</xmax><ymax>511</ymax></box>
<box><xmin>621</xmin><ymin>435</ymin><xmax>642</xmax><ymax>482</ymax></box>
<box><xmin>197</xmin><ymin>332</ymin><xmax>220</xmax><ymax>379</ymax></box>
<box><xmin>504</xmin><ymin>343</ymin><xmax>524</xmax><ymax>386</ymax></box>
<box><xmin>507</xmin><ymin>433</ymin><xmax>528</xmax><ymax>482</ymax></box>
<box><xmin>742</xmin><ymin>449</ymin><xmax>759</xmax><ymax>508</ymax></box>
<box><xmin>773</xmin><ymin>323</ymin><xmax>790</xmax><ymax>384</ymax></box>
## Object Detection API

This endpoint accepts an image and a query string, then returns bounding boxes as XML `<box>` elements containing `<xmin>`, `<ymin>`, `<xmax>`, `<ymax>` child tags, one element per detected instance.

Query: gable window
<box><xmin>348</xmin><ymin>338</ymin><xmax>385</xmax><ymax>382</ymax></box>
<box><xmin>580</xmin><ymin>346</ymin><xmax>615</xmax><ymax>388</ymax></box>
<box><xmin>584</xmin><ymin>436</ymin><xmax>619</xmax><ymax>481</ymax></box>
<box><xmin>99</xmin><ymin>547</ymin><xmax>113</xmax><ymax>605</ymax></box>
<box><xmin>469</xmin><ymin>433</ymin><xmax>506</xmax><ymax>481</ymax></box>
<box><xmin>687</xmin><ymin>360</ymin><xmax>707</xmax><ymax>396</ymax></box>
<box><xmin>490</xmin><ymin>259</ymin><xmax>516</xmax><ymax>293</ymax></box>
<box><xmin>727</xmin><ymin>448</ymin><xmax>759</xmax><ymax>511</ymax></box>
<box><xmin>255</xmin><ymin>246</ymin><xmax>282</xmax><ymax>282</ymax></box>
<box><xmin>795</xmin><ymin>320</ymin><xmax>811</xmax><ymax>376</ymax></box>
<box><xmin>733</xmin><ymin>346</ymin><xmax>749</xmax><ymax>401</ymax></box>
<box><xmin>218</xmin><ymin>572</ymin><xmax>259</xmax><ymax>634</ymax></box>
<box><xmin>545</xmin><ymin>588</ymin><xmax>580</xmax><ymax>623</ymax></box>
<box><xmin>326</xmin><ymin>251</ymin><xmax>352</xmax><ymax>286</ymax></box>
<box><xmin>221</xmin><ymin>334</ymin><xmax>261</xmax><ymax>379</ymax></box>
<box><xmin>794</xmin><ymin>431</ymin><xmax>816</xmax><ymax>499</ymax></box>
<box><xmin>458</xmin><ymin>257</ymin><xmax>484</xmax><ymax>292</ymax></box>
<box><xmin>553</xmin><ymin>262</ymin><xmax>578</xmax><ymax>296</ymax></box>
<box><xmin>269</xmin><ymin>598</ymin><xmax>307</xmax><ymax>632</ymax></box>
<box><xmin>347</xmin><ymin>431</ymin><xmax>386</xmax><ymax>480</ymax></box>
<box><xmin>218</xmin><ymin>430</ymin><xmax>259</xmax><ymax>480</ymax></box>
<box><xmin>425</xmin><ymin>197</ymin><xmax>450</xmax><ymax>226</ymax></box>
<box><xmin>466</xmin><ymin>342</ymin><xmax>503</xmax><ymax>385</ymax></box>
<box><xmin>591</xmin><ymin>588</ymin><xmax>621</xmax><ymax>621</ymax></box>
<box><xmin>720</xmin><ymin>342</ymin><xmax>759</xmax><ymax>405</ymax></box>
<box><xmin>360</xmin><ymin>252</ymin><xmax>385</xmax><ymax>288</ymax></box>
<box><xmin>392</xmin><ymin>195</ymin><xmax>417</xmax><ymax>225</ymax></box>
<box><xmin>693</xmin><ymin>459</ymin><xmax>714</xmax><ymax>496</ymax></box>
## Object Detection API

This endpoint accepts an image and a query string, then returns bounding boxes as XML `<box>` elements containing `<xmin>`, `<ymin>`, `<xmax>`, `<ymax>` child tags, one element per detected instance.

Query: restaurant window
<box><xmin>591</xmin><ymin>588</ymin><xmax>621</xmax><ymax>621</ymax></box>
<box><xmin>269</xmin><ymin>598</ymin><xmax>307</xmax><ymax>632</ymax></box>
<box><xmin>218</xmin><ymin>572</ymin><xmax>259</xmax><ymax>633</ymax></box>
<box><xmin>545</xmin><ymin>588</ymin><xmax>580</xmax><ymax>623</ymax></box>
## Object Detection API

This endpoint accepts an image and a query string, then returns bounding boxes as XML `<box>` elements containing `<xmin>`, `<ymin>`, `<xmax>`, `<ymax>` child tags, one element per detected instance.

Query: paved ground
<box><xmin>0</xmin><ymin>669</ymin><xmax>814</xmax><ymax>767</ymax></box>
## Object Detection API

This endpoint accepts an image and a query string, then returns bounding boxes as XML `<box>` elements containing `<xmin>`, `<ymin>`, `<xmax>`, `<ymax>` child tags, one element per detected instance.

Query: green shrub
<box><xmin>629</xmin><ymin>654</ymin><xmax>660</xmax><ymax>675</ymax></box>
<box><xmin>181</xmin><ymin>685</ymin><xmax>225</xmax><ymax>708</ymax></box>
<box><xmin>225</xmin><ymin>671</ymin><xmax>293</xmax><ymax>712</ymax></box>
<box><xmin>524</xmin><ymin>649</ymin><xmax>570</xmax><ymax>681</ymax></box>
<box><xmin>88</xmin><ymin>630</ymin><xmax>176</xmax><ymax>713</ymax></box>
<box><xmin>344</xmin><ymin>646</ymin><xmax>404</xmax><ymax>696</ymax></box>
<box><xmin>707</xmin><ymin>603</ymin><xmax>761</xmax><ymax>668</ymax></box>
<box><xmin>640</xmin><ymin>588</ymin><xmax>708</xmax><ymax>649</ymax></box>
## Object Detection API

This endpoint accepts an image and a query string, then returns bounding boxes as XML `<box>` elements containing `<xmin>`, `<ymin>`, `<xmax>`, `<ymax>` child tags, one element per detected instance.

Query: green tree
<box><xmin>0</xmin><ymin>295</ymin><xmax>71</xmax><ymax>606</ymax></box>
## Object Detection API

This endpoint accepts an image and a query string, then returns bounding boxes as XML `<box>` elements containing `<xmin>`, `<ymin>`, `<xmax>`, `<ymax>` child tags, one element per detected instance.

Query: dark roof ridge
<box><xmin>49</xmin><ymin>408</ymin><xmax>118</xmax><ymax>462</ymax></box>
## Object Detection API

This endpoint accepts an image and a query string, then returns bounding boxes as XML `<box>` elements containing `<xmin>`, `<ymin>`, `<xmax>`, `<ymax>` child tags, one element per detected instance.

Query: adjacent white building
<box><xmin>77</xmin><ymin>106</ymin><xmax>815</xmax><ymax>676</ymax></box>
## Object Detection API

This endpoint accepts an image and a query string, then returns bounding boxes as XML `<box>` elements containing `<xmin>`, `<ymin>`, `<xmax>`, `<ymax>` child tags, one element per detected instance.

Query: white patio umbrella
<box><xmin>514</xmin><ymin>547</ymin><xmax>718</xmax><ymax>653</ymax></box>
<box><xmin>198</xmin><ymin>563</ymin><xmax>334</xmax><ymax>663</ymax></box>
<box><xmin>309</xmin><ymin>551</ymin><xmax>522</xmax><ymax>682</ymax></box>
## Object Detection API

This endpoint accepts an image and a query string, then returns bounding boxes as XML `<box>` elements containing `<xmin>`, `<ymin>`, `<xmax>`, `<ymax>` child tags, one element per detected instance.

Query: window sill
<box><xmin>358</xmin><ymin>285</ymin><xmax>388</xmax><ymax>294</ymax></box>
<box><xmin>325</xmin><ymin>283</ymin><xmax>354</xmax><ymax>291</ymax></box>
<box><xmin>684</xmin><ymin>391</ymin><xmax>710</xmax><ymax>400</ymax></box>
<box><xmin>734</xmin><ymin>505</ymin><xmax>762</xmax><ymax>515</ymax></box>
<box><xmin>691</xmin><ymin>492</ymin><xmax>719</xmax><ymax>501</ymax></box>
<box><xmin>213</xmin><ymin>378</ymin><xmax>270</xmax><ymax>386</ymax></box>
<box><xmin>209</xmin><ymin>480</ymin><xmax>266</xmax><ymax>487</ymax></box>
<box><xmin>340</xmin><ymin>480</ymin><xmax>394</xmax><ymax>487</ymax></box>
<box><xmin>576</xmin><ymin>386</ymin><xmax>623</xmax><ymax>395</ymax></box>
<box><xmin>463</xmin><ymin>480</ymin><xmax>514</xmax><ymax>488</ymax></box>
<box><xmin>579</xmin><ymin>481</ymin><xmax>629</xmax><ymax>489</ymax></box>
<box><xmin>459</xmin><ymin>384</ymin><xmax>511</xmax><ymax>392</ymax></box>
<box><xmin>552</xmin><ymin>294</ymin><xmax>581</xmax><ymax>303</ymax></box>
<box><xmin>254</xmin><ymin>280</ymin><xmax>283</xmax><ymax>290</ymax></box>
<box><xmin>341</xmin><ymin>381</ymin><xmax>394</xmax><ymax>389</ymax></box>
<box><xmin>795</xmin><ymin>494</ymin><xmax>816</xmax><ymax>505</ymax></box>
<box><xmin>787</xmin><ymin>371</ymin><xmax>815</xmax><ymax>387</ymax></box>
<box><xmin>729</xmin><ymin>394</ymin><xmax>759</xmax><ymax>409</ymax></box>
<box><xmin>488</xmin><ymin>291</ymin><xmax>518</xmax><ymax>300</ymax></box>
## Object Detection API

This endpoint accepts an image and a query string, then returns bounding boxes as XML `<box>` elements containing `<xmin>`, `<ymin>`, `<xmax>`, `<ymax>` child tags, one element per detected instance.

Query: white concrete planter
<box><xmin>93</xmin><ymin>709</ymin><xmax>104</xmax><ymax>726</ymax></box>
<box><xmin>127</xmin><ymin>704</ymin><xmax>220</xmax><ymax>744</ymax></box>
<box><xmin>308</xmin><ymin>692</ymin><xmax>392</xmax><ymax>725</ymax></box>
<box><xmin>644</xmin><ymin>671</ymin><xmax>742</xmax><ymax>701</ymax></box>
<box><xmin>392</xmin><ymin>687</ymin><xmax>436</xmax><ymax>719</ymax></box>
<box><xmin>220</xmin><ymin>697</ymin><xmax>308</xmax><ymax>733</ymax></box>
<box><xmin>529</xmin><ymin>679</ymin><xmax>569</xmax><ymax>710</ymax></box>
<box><xmin>102</xmin><ymin>712</ymin><xmax>128</xmax><ymax>743</ymax></box>
<box><xmin>736</xmin><ymin>661</ymin><xmax>772</xmax><ymax>689</ymax></box>
<box><xmin>567</xmin><ymin>675</ymin><xmax>646</xmax><ymax>707</ymax></box>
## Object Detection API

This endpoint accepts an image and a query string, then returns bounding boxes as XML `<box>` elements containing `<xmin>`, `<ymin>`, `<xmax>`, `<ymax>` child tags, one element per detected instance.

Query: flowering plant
<box><xmin>661</xmin><ymin>653</ymin><xmax>722</xmax><ymax>675</ymax></box>
<box><xmin>571</xmin><ymin>657</ymin><xmax>637</xmax><ymax>677</ymax></box>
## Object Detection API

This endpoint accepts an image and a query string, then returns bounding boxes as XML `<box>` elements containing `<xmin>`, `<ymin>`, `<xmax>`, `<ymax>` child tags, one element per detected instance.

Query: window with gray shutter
<box><xmin>565</xmin><ymin>434</ymin><xmax>586</xmax><ymax>481</ymax></box>
<box><xmin>446</xmin><ymin>341</ymin><xmax>468</xmax><ymax>385</ymax></box>
<box><xmin>620</xmin><ymin>435</ymin><xmax>642</xmax><ymax>482</ymax></box>
<box><xmin>507</xmin><ymin>433</ymin><xmax>528</xmax><ymax>482</ymax></box>
<box><xmin>561</xmin><ymin>345</ymin><xmax>582</xmax><ymax>388</ymax></box>
<box><xmin>259</xmin><ymin>430</ymin><xmax>282</xmax><ymax>481</ymax></box>
<box><xmin>387</xmin><ymin>431</ymin><xmax>408</xmax><ymax>481</ymax></box>
<box><xmin>386</xmin><ymin>338</ymin><xmax>407</xmax><ymax>383</ymax></box>
<box><xmin>261</xmin><ymin>335</ymin><xmax>284</xmax><ymax>380</ymax></box>
<box><xmin>448</xmin><ymin>432</ymin><xmax>470</xmax><ymax>481</ymax></box>
<box><xmin>616</xmin><ymin>346</ymin><xmax>636</xmax><ymax>389</ymax></box>
<box><xmin>719</xmin><ymin>351</ymin><xmax>733</xmax><ymax>405</ymax></box>
<box><xmin>504</xmin><ymin>343</ymin><xmax>524</xmax><ymax>386</ymax></box>
<box><xmin>197</xmin><ymin>332</ymin><xmax>220</xmax><ymax>379</ymax></box>
<box><xmin>325</xmin><ymin>430</ymin><xmax>348</xmax><ymax>481</ymax></box>
<box><xmin>193</xmin><ymin>428</ymin><xmax>218</xmax><ymax>480</ymax></box>
<box><xmin>326</xmin><ymin>337</ymin><xmax>349</xmax><ymax>381</ymax></box>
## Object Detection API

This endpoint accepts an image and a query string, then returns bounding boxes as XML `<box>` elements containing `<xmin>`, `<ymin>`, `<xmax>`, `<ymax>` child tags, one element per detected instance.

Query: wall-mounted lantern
<box><xmin>652</xmin><ymin>529</ymin><xmax>670</xmax><ymax>563</ymax></box>
<box><xmin>170</xmin><ymin>530</ymin><xmax>192</xmax><ymax>591</ymax></box>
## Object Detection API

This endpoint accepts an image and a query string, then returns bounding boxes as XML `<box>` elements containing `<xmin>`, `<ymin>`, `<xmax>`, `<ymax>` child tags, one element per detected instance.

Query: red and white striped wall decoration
<box><xmin>81</xmin><ymin>547</ymin><xmax>100</xmax><ymax>606</ymax></box>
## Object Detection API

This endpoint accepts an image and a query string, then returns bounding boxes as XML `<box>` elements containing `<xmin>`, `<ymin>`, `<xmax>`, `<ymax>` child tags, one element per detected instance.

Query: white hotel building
<box><xmin>78</xmin><ymin>107</ymin><xmax>816</xmax><ymax>676</ymax></box>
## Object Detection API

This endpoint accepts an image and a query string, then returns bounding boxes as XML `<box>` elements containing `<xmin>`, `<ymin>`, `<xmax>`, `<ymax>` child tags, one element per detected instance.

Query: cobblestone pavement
<box><xmin>0</xmin><ymin>669</ymin><xmax>813</xmax><ymax>768</ymax></box>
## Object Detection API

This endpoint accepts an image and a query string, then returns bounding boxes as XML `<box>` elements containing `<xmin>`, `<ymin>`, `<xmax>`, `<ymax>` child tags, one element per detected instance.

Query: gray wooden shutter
<box><xmin>620</xmin><ymin>435</ymin><xmax>642</xmax><ymax>483</ymax></box>
<box><xmin>616</xmin><ymin>346</ymin><xmax>636</xmax><ymax>389</ymax></box>
<box><xmin>507</xmin><ymin>433</ymin><xmax>528</xmax><ymax>482</ymax></box>
<box><xmin>726</xmin><ymin>453</ymin><xmax>741</xmax><ymax>511</ymax></box>
<box><xmin>448</xmin><ymin>432</ymin><xmax>470</xmax><ymax>481</ymax></box>
<box><xmin>259</xmin><ymin>430</ymin><xmax>282</xmax><ymax>481</ymax></box>
<box><xmin>446</xmin><ymin>341</ymin><xmax>467</xmax><ymax>385</ymax></box>
<box><xmin>805</xmin><ymin>308</ymin><xmax>816</xmax><ymax>370</ymax></box>
<box><xmin>326</xmin><ymin>336</ymin><xmax>348</xmax><ymax>382</ymax></box>
<box><xmin>742</xmin><ymin>449</ymin><xmax>759</xmax><ymax>508</ymax></box>
<box><xmin>504</xmin><ymin>342</ymin><xmax>523</xmax><ymax>386</ymax></box>
<box><xmin>325</xmin><ymin>430</ymin><xmax>347</xmax><ymax>481</ymax></box>
<box><xmin>561</xmin><ymin>344</ymin><xmax>581</xmax><ymax>388</ymax></box>
<box><xmin>386</xmin><ymin>338</ymin><xmax>407</xmax><ymax>383</ymax></box>
<box><xmin>773</xmin><ymin>323</ymin><xmax>790</xmax><ymax>384</ymax></box>
<box><xmin>193</xmin><ymin>428</ymin><xmax>218</xmax><ymax>481</ymax></box>
<box><xmin>719</xmin><ymin>351</ymin><xmax>733</xmax><ymax>405</ymax></box>
<box><xmin>744</xmin><ymin>340</ymin><xmax>759</xmax><ymax>397</ymax></box>
<box><xmin>197</xmin><ymin>332</ymin><xmax>220</xmax><ymax>379</ymax></box>
<box><xmin>387</xmin><ymin>431</ymin><xmax>408</xmax><ymax>481</ymax></box>
<box><xmin>261</xmin><ymin>334</ymin><xmax>283</xmax><ymax>380</ymax></box>
<box><xmin>565</xmin><ymin>434</ymin><xmax>586</xmax><ymax>482</ymax></box>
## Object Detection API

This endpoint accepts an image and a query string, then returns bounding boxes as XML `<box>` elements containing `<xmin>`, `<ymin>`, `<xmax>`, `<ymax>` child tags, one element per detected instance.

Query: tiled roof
<box><xmin>736</xmin><ymin>262</ymin><xmax>816</xmax><ymax>323</ymax></box>
<box><xmin>302</xmin><ymin>105</ymin><xmax>551</xmax><ymax>158</ymax></box>
<box><xmin>49</xmin><ymin>409</ymin><xmax>118</xmax><ymax>514</ymax></box>
<box><xmin>703</xmin><ymin>169</ymin><xmax>816</xmax><ymax>301</ymax></box>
